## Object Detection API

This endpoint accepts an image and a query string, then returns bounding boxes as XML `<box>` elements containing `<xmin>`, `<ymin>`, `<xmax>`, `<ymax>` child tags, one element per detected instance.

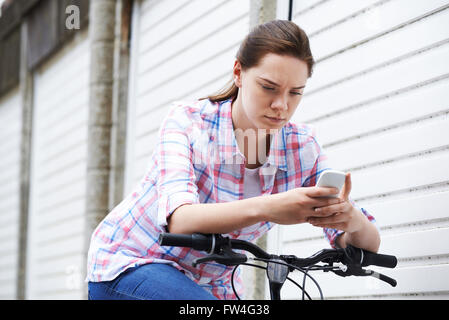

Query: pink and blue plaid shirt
<box><xmin>86</xmin><ymin>98</ymin><xmax>376</xmax><ymax>299</ymax></box>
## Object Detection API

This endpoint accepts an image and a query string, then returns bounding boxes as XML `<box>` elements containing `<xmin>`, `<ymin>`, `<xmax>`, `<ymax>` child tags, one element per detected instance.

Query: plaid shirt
<box><xmin>86</xmin><ymin>98</ymin><xmax>376</xmax><ymax>299</ymax></box>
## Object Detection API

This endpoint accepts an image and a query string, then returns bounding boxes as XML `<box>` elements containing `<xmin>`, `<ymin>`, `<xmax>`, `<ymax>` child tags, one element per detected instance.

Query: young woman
<box><xmin>86</xmin><ymin>20</ymin><xmax>380</xmax><ymax>300</ymax></box>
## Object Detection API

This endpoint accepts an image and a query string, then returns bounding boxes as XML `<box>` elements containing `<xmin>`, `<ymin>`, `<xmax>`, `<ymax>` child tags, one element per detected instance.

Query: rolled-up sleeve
<box><xmin>155</xmin><ymin>106</ymin><xmax>200</xmax><ymax>228</ymax></box>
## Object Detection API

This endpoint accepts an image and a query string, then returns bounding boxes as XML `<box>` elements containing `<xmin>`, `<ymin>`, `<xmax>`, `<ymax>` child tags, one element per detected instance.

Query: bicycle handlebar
<box><xmin>158</xmin><ymin>233</ymin><xmax>397</xmax><ymax>269</ymax></box>
<box><xmin>158</xmin><ymin>232</ymin><xmax>398</xmax><ymax>298</ymax></box>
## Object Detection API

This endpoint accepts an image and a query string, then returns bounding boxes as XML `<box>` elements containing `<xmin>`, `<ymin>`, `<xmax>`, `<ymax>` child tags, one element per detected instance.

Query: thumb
<box><xmin>340</xmin><ymin>172</ymin><xmax>352</xmax><ymax>200</ymax></box>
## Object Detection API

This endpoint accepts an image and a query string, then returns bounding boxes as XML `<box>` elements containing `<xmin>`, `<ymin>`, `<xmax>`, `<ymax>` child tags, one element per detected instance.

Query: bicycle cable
<box><xmin>302</xmin><ymin>266</ymin><xmax>311</xmax><ymax>300</ymax></box>
<box><xmin>231</xmin><ymin>263</ymin><xmax>263</xmax><ymax>300</ymax></box>
<box><xmin>231</xmin><ymin>263</ymin><xmax>313</xmax><ymax>300</ymax></box>
<box><xmin>251</xmin><ymin>257</ymin><xmax>325</xmax><ymax>300</ymax></box>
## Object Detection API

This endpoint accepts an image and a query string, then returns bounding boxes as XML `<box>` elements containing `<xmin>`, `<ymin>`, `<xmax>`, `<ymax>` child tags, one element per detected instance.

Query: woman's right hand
<box><xmin>261</xmin><ymin>187</ymin><xmax>341</xmax><ymax>225</ymax></box>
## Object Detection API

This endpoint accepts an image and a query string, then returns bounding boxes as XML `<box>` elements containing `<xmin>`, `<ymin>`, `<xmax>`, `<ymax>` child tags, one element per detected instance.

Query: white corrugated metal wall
<box><xmin>268</xmin><ymin>0</ymin><xmax>449</xmax><ymax>299</ymax></box>
<box><xmin>0</xmin><ymin>87</ymin><xmax>21</xmax><ymax>299</ymax></box>
<box><xmin>125</xmin><ymin>0</ymin><xmax>250</xmax><ymax>191</ymax></box>
<box><xmin>26</xmin><ymin>31</ymin><xmax>90</xmax><ymax>299</ymax></box>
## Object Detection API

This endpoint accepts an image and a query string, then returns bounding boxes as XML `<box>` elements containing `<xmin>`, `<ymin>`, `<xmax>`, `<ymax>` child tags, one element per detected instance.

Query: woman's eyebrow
<box><xmin>257</xmin><ymin>76</ymin><xmax>305</xmax><ymax>89</ymax></box>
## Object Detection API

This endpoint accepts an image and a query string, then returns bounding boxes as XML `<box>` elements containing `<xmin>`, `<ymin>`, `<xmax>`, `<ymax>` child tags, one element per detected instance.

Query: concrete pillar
<box><xmin>83</xmin><ymin>0</ymin><xmax>116</xmax><ymax>298</ymax></box>
<box><xmin>83</xmin><ymin>0</ymin><xmax>132</xmax><ymax>298</ymax></box>
<box><xmin>250</xmin><ymin>0</ymin><xmax>277</xmax><ymax>29</ymax></box>
<box><xmin>245</xmin><ymin>0</ymin><xmax>278</xmax><ymax>300</ymax></box>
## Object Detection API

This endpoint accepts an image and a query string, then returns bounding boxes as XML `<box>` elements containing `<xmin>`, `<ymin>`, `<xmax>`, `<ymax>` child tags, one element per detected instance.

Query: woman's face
<box><xmin>233</xmin><ymin>53</ymin><xmax>309</xmax><ymax>131</ymax></box>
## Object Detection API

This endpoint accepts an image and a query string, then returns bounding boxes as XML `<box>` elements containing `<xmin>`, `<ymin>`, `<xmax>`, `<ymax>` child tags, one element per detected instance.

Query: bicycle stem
<box><xmin>266</xmin><ymin>258</ymin><xmax>289</xmax><ymax>300</ymax></box>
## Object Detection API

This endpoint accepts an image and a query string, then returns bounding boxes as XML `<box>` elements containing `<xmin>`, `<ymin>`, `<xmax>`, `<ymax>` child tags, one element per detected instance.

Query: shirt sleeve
<box><xmin>155</xmin><ymin>105</ymin><xmax>200</xmax><ymax>229</ymax></box>
<box><xmin>301</xmin><ymin>128</ymin><xmax>331</xmax><ymax>188</ymax></box>
<box><xmin>300</xmin><ymin>126</ymin><xmax>378</xmax><ymax>249</ymax></box>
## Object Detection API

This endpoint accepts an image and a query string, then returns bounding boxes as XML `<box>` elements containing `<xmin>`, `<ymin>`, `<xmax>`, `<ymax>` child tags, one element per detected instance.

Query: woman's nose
<box><xmin>270</xmin><ymin>96</ymin><xmax>288</xmax><ymax>111</ymax></box>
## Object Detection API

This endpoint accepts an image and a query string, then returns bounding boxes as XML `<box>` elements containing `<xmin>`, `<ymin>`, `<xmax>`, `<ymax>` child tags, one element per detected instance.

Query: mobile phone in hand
<box><xmin>316</xmin><ymin>170</ymin><xmax>346</xmax><ymax>198</ymax></box>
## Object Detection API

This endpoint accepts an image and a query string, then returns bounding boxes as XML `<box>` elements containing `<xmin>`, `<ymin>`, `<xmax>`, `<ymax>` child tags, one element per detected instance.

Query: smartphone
<box><xmin>315</xmin><ymin>169</ymin><xmax>346</xmax><ymax>198</ymax></box>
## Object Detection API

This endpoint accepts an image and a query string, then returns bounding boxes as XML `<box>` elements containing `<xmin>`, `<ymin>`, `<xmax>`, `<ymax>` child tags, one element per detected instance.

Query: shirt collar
<box><xmin>215</xmin><ymin>99</ymin><xmax>288</xmax><ymax>172</ymax></box>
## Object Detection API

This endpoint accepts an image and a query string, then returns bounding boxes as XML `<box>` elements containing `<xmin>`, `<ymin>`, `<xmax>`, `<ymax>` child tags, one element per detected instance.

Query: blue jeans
<box><xmin>88</xmin><ymin>263</ymin><xmax>217</xmax><ymax>300</ymax></box>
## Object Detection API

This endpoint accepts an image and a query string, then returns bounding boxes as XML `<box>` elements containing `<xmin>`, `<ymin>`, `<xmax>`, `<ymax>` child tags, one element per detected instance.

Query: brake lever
<box><xmin>332</xmin><ymin>265</ymin><xmax>397</xmax><ymax>287</ymax></box>
<box><xmin>364</xmin><ymin>269</ymin><xmax>397</xmax><ymax>287</ymax></box>
<box><xmin>192</xmin><ymin>254</ymin><xmax>229</xmax><ymax>267</ymax></box>
<box><xmin>192</xmin><ymin>246</ymin><xmax>247</xmax><ymax>267</ymax></box>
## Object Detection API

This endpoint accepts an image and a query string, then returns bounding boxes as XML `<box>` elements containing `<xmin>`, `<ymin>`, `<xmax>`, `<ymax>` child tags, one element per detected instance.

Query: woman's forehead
<box><xmin>249</xmin><ymin>54</ymin><xmax>309</xmax><ymax>85</ymax></box>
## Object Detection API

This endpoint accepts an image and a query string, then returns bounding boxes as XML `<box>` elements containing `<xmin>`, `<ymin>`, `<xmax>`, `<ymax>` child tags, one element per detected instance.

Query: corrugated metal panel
<box><xmin>0</xmin><ymin>87</ymin><xmax>21</xmax><ymax>299</ymax></box>
<box><xmin>269</xmin><ymin>0</ymin><xmax>449</xmax><ymax>299</ymax></box>
<box><xmin>26</xmin><ymin>31</ymin><xmax>89</xmax><ymax>299</ymax></box>
<box><xmin>125</xmin><ymin>0</ymin><xmax>250</xmax><ymax>191</ymax></box>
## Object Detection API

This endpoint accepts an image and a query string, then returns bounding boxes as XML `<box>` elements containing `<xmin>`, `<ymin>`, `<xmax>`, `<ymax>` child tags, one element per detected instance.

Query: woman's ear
<box><xmin>233</xmin><ymin>60</ymin><xmax>242</xmax><ymax>88</ymax></box>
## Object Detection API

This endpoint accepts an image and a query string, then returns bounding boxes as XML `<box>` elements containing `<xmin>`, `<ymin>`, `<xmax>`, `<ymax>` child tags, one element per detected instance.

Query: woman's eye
<box><xmin>261</xmin><ymin>84</ymin><xmax>302</xmax><ymax>95</ymax></box>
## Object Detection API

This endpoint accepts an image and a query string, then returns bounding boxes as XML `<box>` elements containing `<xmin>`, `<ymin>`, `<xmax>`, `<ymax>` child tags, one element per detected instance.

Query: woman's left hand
<box><xmin>307</xmin><ymin>172</ymin><xmax>367</xmax><ymax>233</ymax></box>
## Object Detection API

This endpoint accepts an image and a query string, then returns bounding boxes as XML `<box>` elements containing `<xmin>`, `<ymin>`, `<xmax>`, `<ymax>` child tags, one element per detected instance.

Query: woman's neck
<box><xmin>231</xmin><ymin>98</ymin><xmax>271</xmax><ymax>169</ymax></box>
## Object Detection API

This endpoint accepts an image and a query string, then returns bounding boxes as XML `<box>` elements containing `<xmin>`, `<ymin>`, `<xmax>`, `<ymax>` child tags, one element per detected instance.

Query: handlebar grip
<box><xmin>343</xmin><ymin>245</ymin><xmax>397</xmax><ymax>268</ymax></box>
<box><xmin>158</xmin><ymin>233</ymin><xmax>214</xmax><ymax>252</ymax></box>
<box><xmin>361</xmin><ymin>250</ymin><xmax>397</xmax><ymax>268</ymax></box>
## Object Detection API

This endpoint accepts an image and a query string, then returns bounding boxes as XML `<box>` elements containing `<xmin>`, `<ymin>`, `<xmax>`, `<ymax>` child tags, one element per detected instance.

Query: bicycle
<box><xmin>158</xmin><ymin>233</ymin><xmax>398</xmax><ymax>300</ymax></box>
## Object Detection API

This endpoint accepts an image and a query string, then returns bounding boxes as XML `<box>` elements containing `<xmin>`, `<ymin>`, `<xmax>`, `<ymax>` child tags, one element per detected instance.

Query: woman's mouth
<box><xmin>264</xmin><ymin>116</ymin><xmax>285</xmax><ymax>124</ymax></box>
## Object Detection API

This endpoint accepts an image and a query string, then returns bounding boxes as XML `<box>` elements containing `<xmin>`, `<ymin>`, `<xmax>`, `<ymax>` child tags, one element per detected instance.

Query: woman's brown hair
<box><xmin>202</xmin><ymin>20</ymin><xmax>314</xmax><ymax>103</ymax></box>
